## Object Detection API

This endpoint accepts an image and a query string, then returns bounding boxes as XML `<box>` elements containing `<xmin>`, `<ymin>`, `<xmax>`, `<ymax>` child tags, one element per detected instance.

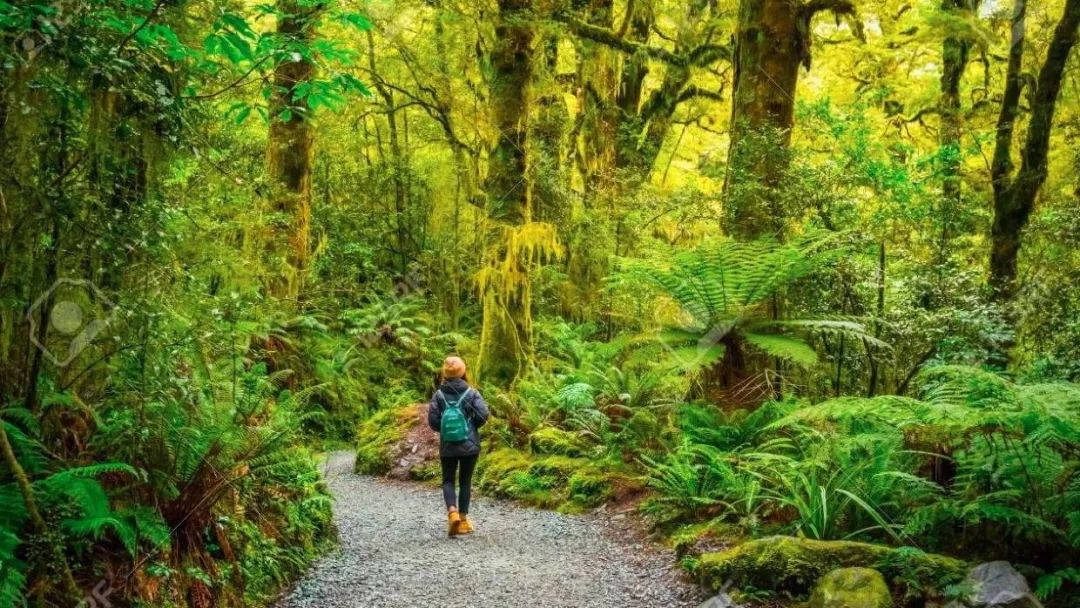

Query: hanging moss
<box><xmin>475</xmin><ymin>222</ymin><xmax>563</xmax><ymax>383</ymax></box>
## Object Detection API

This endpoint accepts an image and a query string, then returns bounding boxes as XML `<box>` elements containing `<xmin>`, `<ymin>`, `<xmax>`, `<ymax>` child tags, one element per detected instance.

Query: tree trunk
<box><xmin>485</xmin><ymin>0</ymin><xmax>533</xmax><ymax>226</ymax></box>
<box><xmin>578</xmin><ymin>0</ymin><xmax>618</xmax><ymax>195</ymax></box>
<box><xmin>367</xmin><ymin>31</ymin><xmax>411</xmax><ymax>276</ymax></box>
<box><xmin>267</xmin><ymin>0</ymin><xmax>318</xmax><ymax>300</ymax></box>
<box><xmin>938</xmin><ymin>0</ymin><xmax>979</xmax><ymax>258</ymax></box>
<box><xmin>724</xmin><ymin>0</ymin><xmax>802</xmax><ymax>239</ymax></box>
<box><xmin>478</xmin><ymin>0</ymin><xmax>536</xmax><ymax>383</ymax></box>
<box><xmin>724</xmin><ymin>0</ymin><xmax>858</xmax><ymax>240</ymax></box>
<box><xmin>989</xmin><ymin>0</ymin><xmax>1080</xmax><ymax>300</ymax></box>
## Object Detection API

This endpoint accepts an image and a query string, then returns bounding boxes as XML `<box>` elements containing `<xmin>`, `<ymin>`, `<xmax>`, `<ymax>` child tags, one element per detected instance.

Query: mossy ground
<box><xmin>473</xmin><ymin>447</ymin><xmax>625</xmax><ymax>513</ymax></box>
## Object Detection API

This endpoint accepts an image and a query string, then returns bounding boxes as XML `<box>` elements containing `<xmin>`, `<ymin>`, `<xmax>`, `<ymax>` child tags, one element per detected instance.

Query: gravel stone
<box><xmin>274</xmin><ymin>451</ymin><xmax>705</xmax><ymax>608</ymax></box>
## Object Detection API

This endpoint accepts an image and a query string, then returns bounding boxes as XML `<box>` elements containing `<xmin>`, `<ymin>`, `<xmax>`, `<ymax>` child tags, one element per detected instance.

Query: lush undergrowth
<box><xmin>5</xmin><ymin>0</ymin><xmax>1080</xmax><ymax>606</ymax></box>
<box><xmin>355</xmin><ymin>310</ymin><xmax>1080</xmax><ymax>605</ymax></box>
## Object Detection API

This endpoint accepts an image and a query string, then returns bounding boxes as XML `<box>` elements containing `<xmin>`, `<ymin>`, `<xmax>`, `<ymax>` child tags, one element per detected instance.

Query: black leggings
<box><xmin>440</xmin><ymin>454</ymin><xmax>478</xmax><ymax>515</ymax></box>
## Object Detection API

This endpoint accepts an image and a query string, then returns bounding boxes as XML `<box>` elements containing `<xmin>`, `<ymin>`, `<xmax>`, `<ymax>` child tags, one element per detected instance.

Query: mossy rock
<box><xmin>693</xmin><ymin>536</ymin><xmax>965</xmax><ymax>600</ymax></box>
<box><xmin>354</xmin><ymin>407</ymin><xmax>413</xmax><ymax>475</ymax></box>
<box><xmin>528</xmin><ymin>427</ymin><xmax>590</xmax><ymax>457</ymax></box>
<box><xmin>809</xmin><ymin>568</ymin><xmax>892</xmax><ymax>608</ymax></box>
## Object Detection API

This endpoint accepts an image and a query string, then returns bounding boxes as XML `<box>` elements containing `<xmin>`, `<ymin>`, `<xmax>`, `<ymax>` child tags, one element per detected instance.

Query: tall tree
<box><xmin>267</xmin><ymin>0</ymin><xmax>320</xmax><ymax>300</ymax></box>
<box><xmin>989</xmin><ymin>0</ymin><xmax>1080</xmax><ymax>301</ymax></box>
<box><xmin>477</xmin><ymin>0</ymin><xmax>541</xmax><ymax>383</ymax></box>
<box><xmin>938</xmin><ymin>0</ymin><xmax>980</xmax><ymax>257</ymax></box>
<box><xmin>723</xmin><ymin>0</ymin><xmax>861</xmax><ymax>239</ymax></box>
<box><xmin>559</xmin><ymin>1</ymin><xmax>727</xmax><ymax>180</ymax></box>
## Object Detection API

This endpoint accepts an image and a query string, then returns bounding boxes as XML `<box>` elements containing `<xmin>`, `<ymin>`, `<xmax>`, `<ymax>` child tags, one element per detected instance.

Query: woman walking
<box><xmin>427</xmin><ymin>356</ymin><xmax>490</xmax><ymax>536</ymax></box>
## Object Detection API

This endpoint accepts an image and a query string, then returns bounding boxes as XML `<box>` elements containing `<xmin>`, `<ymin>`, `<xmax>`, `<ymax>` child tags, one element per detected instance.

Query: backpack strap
<box><xmin>436</xmin><ymin>388</ymin><xmax>472</xmax><ymax>410</ymax></box>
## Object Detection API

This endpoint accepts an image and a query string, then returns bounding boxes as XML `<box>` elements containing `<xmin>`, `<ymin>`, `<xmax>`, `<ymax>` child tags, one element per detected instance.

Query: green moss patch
<box><xmin>528</xmin><ymin>427</ymin><xmax>590</xmax><ymax>457</ymax></box>
<box><xmin>474</xmin><ymin>447</ymin><xmax>615</xmax><ymax>512</ymax></box>
<box><xmin>809</xmin><ymin>567</ymin><xmax>891</xmax><ymax>608</ymax></box>
<box><xmin>691</xmin><ymin>536</ymin><xmax>965</xmax><ymax>602</ymax></box>
<box><xmin>354</xmin><ymin>406</ymin><xmax>414</xmax><ymax>475</ymax></box>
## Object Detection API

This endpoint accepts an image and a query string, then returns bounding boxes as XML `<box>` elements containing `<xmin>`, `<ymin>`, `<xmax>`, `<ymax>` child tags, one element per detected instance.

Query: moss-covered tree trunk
<box><xmin>989</xmin><ymin>0</ymin><xmax>1080</xmax><ymax>302</ymax></box>
<box><xmin>938</xmin><ymin>0</ymin><xmax>979</xmax><ymax>257</ymax></box>
<box><xmin>478</xmin><ymin>0</ymin><xmax>536</xmax><ymax>383</ymax></box>
<box><xmin>611</xmin><ymin>1</ymin><xmax>655</xmax><ymax>175</ymax></box>
<box><xmin>267</xmin><ymin>0</ymin><xmax>318</xmax><ymax>300</ymax></box>
<box><xmin>724</xmin><ymin>0</ymin><xmax>801</xmax><ymax>239</ymax></box>
<box><xmin>577</xmin><ymin>0</ymin><xmax>617</xmax><ymax>196</ymax></box>
<box><xmin>724</xmin><ymin>0</ymin><xmax>858</xmax><ymax>240</ymax></box>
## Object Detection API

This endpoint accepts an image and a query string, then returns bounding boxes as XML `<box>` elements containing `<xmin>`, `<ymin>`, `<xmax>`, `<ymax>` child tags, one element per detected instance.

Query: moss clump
<box><xmin>669</xmin><ymin>520</ymin><xmax>744</xmax><ymax>558</ymax></box>
<box><xmin>567</xmin><ymin>469</ymin><xmax>613</xmax><ymax>508</ymax></box>
<box><xmin>528</xmin><ymin>427</ymin><xmax>590</xmax><ymax>457</ymax></box>
<box><xmin>528</xmin><ymin>455</ymin><xmax>587</xmax><ymax>481</ymax></box>
<box><xmin>409</xmin><ymin>460</ymin><xmax>441</xmax><ymax>482</ymax></box>
<box><xmin>692</xmin><ymin>536</ymin><xmax>965</xmax><ymax>600</ymax></box>
<box><xmin>808</xmin><ymin>568</ymin><xmax>891</xmax><ymax>608</ymax></box>
<box><xmin>475</xmin><ymin>448</ymin><xmax>532</xmax><ymax>496</ymax></box>
<box><xmin>354</xmin><ymin>407</ymin><xmax>413</xmax><ymax>475</ymax></box>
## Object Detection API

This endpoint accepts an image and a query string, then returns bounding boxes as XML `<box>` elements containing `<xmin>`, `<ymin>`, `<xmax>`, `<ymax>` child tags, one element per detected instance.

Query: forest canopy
<box><xmin>1</xmin><ymin>0</ymin><xmax>1079</xmax><ymax>606</ymax></box>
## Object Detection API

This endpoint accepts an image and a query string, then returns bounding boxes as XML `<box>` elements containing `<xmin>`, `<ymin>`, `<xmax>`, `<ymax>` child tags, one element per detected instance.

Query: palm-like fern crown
<box><xmin>620</xmin><ymin>235</ymin><xmax>880</xmax><ymax>368</ymax></box>
<box><xmin>628</xmin><ymin>239</ymin><xmax>815</xmax><ymax>331</ymax></box>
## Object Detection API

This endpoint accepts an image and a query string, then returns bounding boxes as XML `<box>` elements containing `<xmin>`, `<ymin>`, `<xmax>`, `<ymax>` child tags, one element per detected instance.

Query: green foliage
<box><xmin>353</xmin><ymin>406</ymin><xmax>412</xmax><ymax>475</ymax></box>
<box><xmin>617</xmin><ymin>237</ymin><xmax>886</xmax><ymax>399</ymax></box>
<box><xmin>3</xmin><ymin>0</ymin><xmax>1080</xmax><ymax>604</ymax></box>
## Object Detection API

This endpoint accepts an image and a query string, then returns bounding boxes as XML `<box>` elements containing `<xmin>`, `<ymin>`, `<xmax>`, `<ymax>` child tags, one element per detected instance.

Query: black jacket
<box><xmin>427</xmin><ymin>378</ymin><xmax>490</xmax><ymax>458</ymax></box>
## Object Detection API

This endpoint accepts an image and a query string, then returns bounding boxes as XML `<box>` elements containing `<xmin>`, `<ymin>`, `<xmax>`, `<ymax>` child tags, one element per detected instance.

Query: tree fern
<box><xmin>619</xmin><ymin>238</ymin><xmax>885</xmax><ymax>399</ymax></box>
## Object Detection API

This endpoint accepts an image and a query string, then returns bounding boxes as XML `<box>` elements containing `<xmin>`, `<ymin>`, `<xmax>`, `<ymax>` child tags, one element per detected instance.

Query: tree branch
<box><xmin>553</xmin><ymin>14</ymin><xmax>730</xmax><ymax>67</ymax></box>
<box><xmin>990</xmin><ymin>0</ymin><xmax>1027</xmax><ymax>196</ymax></box>
<box><xmin>675</xmin><ymin>85</ymin><xmax>725</xmax><ymax>105</ymax></box>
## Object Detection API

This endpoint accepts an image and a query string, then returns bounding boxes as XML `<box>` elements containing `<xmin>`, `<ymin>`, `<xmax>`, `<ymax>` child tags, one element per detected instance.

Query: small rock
<box><xmin>809</xmin><ymin>567</ymin><xmax>891</xmax><ymax>608</ymax></box>
<box><xmin>964</xmin><ymin>561</ymin><xmax>1043</xmax><ymax>608</ymax></box>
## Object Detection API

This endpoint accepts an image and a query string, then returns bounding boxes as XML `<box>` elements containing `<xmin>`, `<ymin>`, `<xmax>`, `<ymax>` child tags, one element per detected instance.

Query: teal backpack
<box><xmin>437</xmin><ymin>388</ymin><xmax>473</xmax><ymax>443</ymax></box>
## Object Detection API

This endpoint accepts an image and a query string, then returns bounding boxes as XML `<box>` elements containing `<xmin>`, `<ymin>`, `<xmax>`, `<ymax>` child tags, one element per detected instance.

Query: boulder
<box><xmin>692</xmin><ymin>536</ymin><xmax>965</xmax><ymax>596</ymax></box>
<box><xmin>809</xmin><ymin>568</ymin><xmax>892</xmax><ymax>608</ymax></box>
<box><xmin>964</xmin><ymin>562</ymin><xmax>1042</xmax><ymax>608</ymax></box>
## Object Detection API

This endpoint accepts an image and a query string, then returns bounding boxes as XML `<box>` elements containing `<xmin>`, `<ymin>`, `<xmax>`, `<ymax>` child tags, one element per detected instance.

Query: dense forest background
<box><xmin>1</xmin><ymin>0</ymin><xmax>1079</xmax><ymax>606</ymax></box>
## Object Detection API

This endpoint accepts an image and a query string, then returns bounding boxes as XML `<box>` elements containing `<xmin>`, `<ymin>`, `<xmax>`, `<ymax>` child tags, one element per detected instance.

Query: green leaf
<box><xmin>743</xmin><ymin>332</ymin><xmax>818</xmax><ymax>366</ymax></box>
<box><xmin>338</xmin><ymin>12</ymin><xmax>372</xmax><ymax>31</ymax></box>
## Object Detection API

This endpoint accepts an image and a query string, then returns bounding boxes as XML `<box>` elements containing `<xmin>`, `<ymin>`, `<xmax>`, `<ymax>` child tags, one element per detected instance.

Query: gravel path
<box><xmin>274</xmin><ymin>451</ymin><xmax>706</xmax><ymax>608</ymax></box>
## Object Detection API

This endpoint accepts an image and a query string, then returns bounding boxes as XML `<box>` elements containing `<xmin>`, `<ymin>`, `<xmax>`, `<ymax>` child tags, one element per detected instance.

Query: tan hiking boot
<box><xmin>447</xmin><ymin>510</ymin><xmax>462</xmax><ymax>537</ymax></box>
<box><xmin>458</xmin><ymin>517</ymin><xmax>474</xmax><ymax>534</ymax></box>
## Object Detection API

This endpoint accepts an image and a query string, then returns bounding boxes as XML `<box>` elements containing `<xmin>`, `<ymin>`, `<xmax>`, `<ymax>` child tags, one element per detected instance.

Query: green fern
<box><xmin>619</xmin><ymin>238</ymin><xmax>885</xmax><ymax>383</ymax></box>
